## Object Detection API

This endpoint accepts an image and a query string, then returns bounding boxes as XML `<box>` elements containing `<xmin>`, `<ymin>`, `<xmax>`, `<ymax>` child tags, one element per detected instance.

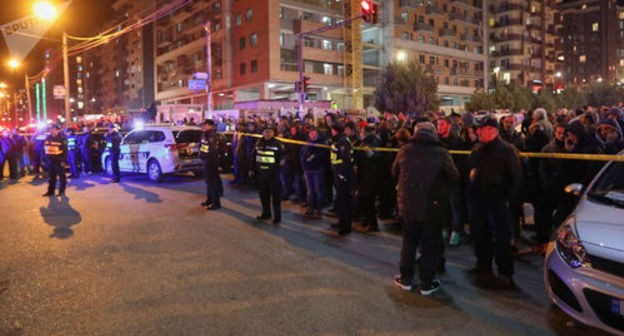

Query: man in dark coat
<box><xmin>42</xmin><ymin>125</ymin><xmax>68</xmax><ymax>196</ymax></box>
<box><xmin>199</xmin><ymin>119</ymin><xmax>223</xmax><ymax>210</ymax></box>
<box><xmin>105</xmin><ymin>124</ymin><xmax>123</xmax><ymax>183</ymax></box>
<box><xmin>466</xmin><ymin>115</ymin><xmax>523</xmax><ymax>286</ymax></box>
<box><xmin>392</xmin><ymin>122</ymin><xmax>459</xmax><ymax>295</ymax></box>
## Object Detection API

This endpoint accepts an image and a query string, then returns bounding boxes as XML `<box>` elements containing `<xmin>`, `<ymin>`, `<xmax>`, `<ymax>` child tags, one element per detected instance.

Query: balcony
<box><xmin>439</xmin><ymin>28</ymin><xmax>456</xmax><ymax>37</ymax></box>
<box><xmin>530</xmin><ymin>50</ymin><xmax>543</xmax><ymax>59</ymax></box>
<box><xmin>451</xmin><ymin>67</ymin><xmax>484</xmax><ymax>77</ymax></box>
<box><xmin>425</xmin><ymin>64</ymin><xmax>447</xmax><ymax>75</ymax></box>
<box><xmin>491</xmin><ymin>48</ymin><xmax>523</xmax><ymax>57</ymax></box>
<box><xmin>494</xmin><ymin>18</ymin><xmax>523</xmax><ymax>27</ymax></box>
<box><xmin>414</xmin><ymin>23</ymin><xmax>434</xmax><ymax>33</ymax></box>
<box><xmin>426</xmin><ymin>5</ymin><xmax>445</xmax><ymax>17</ymax></box>
<box><xmin>450</xmin><ymin>13</ymin><xmax>481</xmax><ymax>25</ymax></box>
<box><xmin>490</xmin><ymin>3</ymin><xmax>523</xmax><ymax>14</ymax></box>
<box><xmin>460</xmin><ymin>33</ymin><xmax>482</xmax><ymax>42</ymax></box>
<box><xmin>293</xmin><ymin>18</ymin><xmax>342</xmax><ymax>39</ymax></box>
<box><xmin>450</xmin><ymin>0</ymin><xmax>482</xmax><ymax>9</ymax></box>
<box><xmin>490</xmin><ymin>33</ymin><xmax>523</xmax><ymax>42</ymax></box>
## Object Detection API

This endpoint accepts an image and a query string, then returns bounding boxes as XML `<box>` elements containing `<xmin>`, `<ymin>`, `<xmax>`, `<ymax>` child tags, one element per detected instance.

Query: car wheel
<box><xmin>104</xmin><ymin>156</ymin><xmax>113</xmax><ymax>176</ymax></box>
<box><xmin>147</xmin><ymin>159</ymin><xmax>164</xmax><ymax>182</ymax></box>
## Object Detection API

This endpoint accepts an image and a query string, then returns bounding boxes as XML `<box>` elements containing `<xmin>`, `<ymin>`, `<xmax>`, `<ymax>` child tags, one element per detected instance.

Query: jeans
<box><xmin>304</xmin><ymin>170</ymin><xmax>325</xmax><ymax>211</ymax></box>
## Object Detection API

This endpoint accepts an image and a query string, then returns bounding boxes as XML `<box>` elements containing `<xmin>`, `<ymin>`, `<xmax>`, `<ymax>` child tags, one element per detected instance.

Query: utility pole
<box><xmin>204</xmin><ymin>22</ymin><xmax>212</xmax><ymax>119</ymax></box>
<box><xmin>62</xmin><ymin>31</ymin><xmax>70</xmax><ymax>124</ymax></box>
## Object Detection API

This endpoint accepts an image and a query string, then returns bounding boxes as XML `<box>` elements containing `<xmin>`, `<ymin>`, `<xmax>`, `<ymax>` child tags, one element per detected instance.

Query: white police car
<box><xmin>545</xmin><ymin>152</ymin><xmax>624</xmax><ymax>335</ymax></box>
<box><xmin>101</xmin><ymin>124</ymin><xmax>203</xmax><ymax>182</ymax></box>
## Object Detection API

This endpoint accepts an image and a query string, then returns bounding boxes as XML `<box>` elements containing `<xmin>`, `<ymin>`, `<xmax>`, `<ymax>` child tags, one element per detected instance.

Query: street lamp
<box><xmin>33</xmin><ymin>1</ymin><xmax>59</xmax><ymax>21</ymax></box>
<box><xmin>7</xmin><ymin>59</ymin><xmax>20</xmax><ymax>69</ymax></box>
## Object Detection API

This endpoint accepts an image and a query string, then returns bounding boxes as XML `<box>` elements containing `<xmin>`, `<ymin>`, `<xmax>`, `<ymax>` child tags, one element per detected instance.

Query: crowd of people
<box><xmin>2</xmin><ymin>103</ymin><xmax>623</xmax><ymax>295</ymax></box>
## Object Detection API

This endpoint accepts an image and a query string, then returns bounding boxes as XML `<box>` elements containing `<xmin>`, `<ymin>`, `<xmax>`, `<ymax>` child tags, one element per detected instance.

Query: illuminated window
<box><xmin>592</xmin><ymin>22</ymin><xmax>599</xmax><ymax>32</ymax></box>
<box><xmin>324</xmin><ymin>63</ymin><xmax>333</xmax><ymax>75</ymax></box>
<box><xmin>579</xmin><ymin>55</ymin><xmax>586</xmax><ymax>63</ymax></box>
<box><xmin>322</xmin><ymin>16</ymin><xmax>331</xmax><ymax>24</ymax></box>
<box><xmin>323</xmin><ymin>40</ymin><xmax>332</xmax><ymax>49</ymax></box>
<box><xmin>401</xmin><ymin>12</ymin><xmax>408</xmax><ymax>22</ymax></box>
<box><xmin>236</xmin><ymin>14</ymin><xmax>242</xmax><ymax>26</ymax></box>
<box><xmin>250</xmin><ymin>33</ymin><xmax>257</xmax><ymax>47</ymax></box>
<box><xmin>76</xmin><ymin>56</ymin><xmax>82</xmax><ymax>63</ymax></box>
<box><xmin>246</xmin><ymin>8</ymin><xmax>253</xmax><ymax>22</ymax></box>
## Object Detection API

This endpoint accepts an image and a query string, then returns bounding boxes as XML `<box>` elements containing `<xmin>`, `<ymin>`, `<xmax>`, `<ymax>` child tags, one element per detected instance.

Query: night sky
<box><xmin>0</xmin><ymin>0</ymin><xmax>114</xmax><ymax>88</ymax></box>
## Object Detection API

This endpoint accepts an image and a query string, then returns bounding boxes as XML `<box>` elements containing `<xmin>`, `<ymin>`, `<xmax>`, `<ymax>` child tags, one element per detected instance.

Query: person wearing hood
<box><xmin>533</xmin><ymin>123</ymin><xmax>568</xmax><ymax>251</ymax></box>
<box><xmin>607</xmin><ymin>107</ymin><xmax>624</xmax><ymax>132</ymax></box>
<box><xmin>595</xmin><ymin>118</ymin><xmax>624</xmax><ymax>154</ymax></box>
<box><xmin>392</xmin><ymin>121</ymin><xmax>459</xmax><ymax>295</ymax></box>
<box><xmin>552</xmin><ymin>120</ymin><xmax>604</xmax><ymax>228</ymax></box>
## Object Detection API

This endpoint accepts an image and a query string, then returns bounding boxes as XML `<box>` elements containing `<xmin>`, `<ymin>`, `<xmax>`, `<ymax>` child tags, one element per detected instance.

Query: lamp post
<box><xmin>62</xmin><ymin>31</ymin><xmax>70</xmax><ymax>124</ymax></box>
<box><xmin>203</xmin><ymin>22</ymin><xmax>212</xmax><ymax>119</ymax></box>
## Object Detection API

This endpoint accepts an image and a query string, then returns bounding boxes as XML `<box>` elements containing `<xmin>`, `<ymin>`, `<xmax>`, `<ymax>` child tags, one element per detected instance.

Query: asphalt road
<box><xmin>0</xmin><ymin>173</ymin><xmax>609</xmax><ymax>336</ymax></box>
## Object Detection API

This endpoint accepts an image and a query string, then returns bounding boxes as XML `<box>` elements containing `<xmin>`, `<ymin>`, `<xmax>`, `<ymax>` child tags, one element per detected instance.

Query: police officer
<box><xmin>105</xmin><ymin>123</ymin><xmax>123</xmax><ymax>183</ymax></box>
<box><xmin>66</xmin><ymin>128</ymin><xmax>80</xmax><ymax>178</ymax></box>
<box><xmin>199</xmin><ymin>119</ymin><xmax>223</xmax><ymax>210</ymax></box>
<box><xmin>254</xmin><ymin>128</ymin><xmax>285</xmax><ymax>224</ymax></box>
<box><xmin>329</xmin><ymin>121</ymin><xmax>354</xmax><ymax>236</ymax></box>
<box><xmin>42</xmin><ymin>125</ymin><xmax>68</xmax><ymax>196</ymax></box>
<box><xmin>79</xmin><ymin>126</ymin><xmax>95</xmax><ymax>174</ymax></box>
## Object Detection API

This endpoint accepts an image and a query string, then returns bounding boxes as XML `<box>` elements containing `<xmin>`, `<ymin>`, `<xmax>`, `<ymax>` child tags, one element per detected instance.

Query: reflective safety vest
<box><xmin>200</xmin><ymin>144</ymin><xmax>210</xmax><ymax>153</ymax></box>
<box><xmin>44</xmin><ymin>141</ymin><xmax>63</xmax><ymax>155</ymax></box>
<box><xmin>255</xmin><ymin>145</ymin><xmax>280</xmax><ymax>170</ymax></box>
<box><xmin>67</xmin><ymin>137</ymin><xmax>77</xmax><ymax>150</ymax></box>
<box><xmin>330</xmin><ymin>144</ymin><xmax>354</xmax><ymax>166</ymax></box>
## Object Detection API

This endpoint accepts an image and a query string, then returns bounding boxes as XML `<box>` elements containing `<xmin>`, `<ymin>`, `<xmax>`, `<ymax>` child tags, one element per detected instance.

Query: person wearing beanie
<box><xmin>465</xmin><ymin>114</ymin><xmax>523</xmax><ymax>287</ymax></box>
<box><xmin>392</xmin><ymin>121</ymin><xmax>459</xmax><ymax>294</ymax></box>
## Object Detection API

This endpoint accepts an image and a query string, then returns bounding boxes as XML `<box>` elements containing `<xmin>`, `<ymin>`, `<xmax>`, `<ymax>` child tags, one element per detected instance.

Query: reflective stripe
<box><xmin>45</xmin><ymin>145</ymin><xmax>63</xmax><ymax>155</ymax></box>
<box><xmin>200</xmin><ymin>145</ymin><xmax>210</xmax><ymax>153</ymax></box>
<box><xmin>257</xmin><ymin>150</ymin><xmax>275</xmax><ymax>156</ymax></box>
<box><xmin>256</xmin><ymin>156</ymin><xmax>276</xmax><ymax>163</ymax></box>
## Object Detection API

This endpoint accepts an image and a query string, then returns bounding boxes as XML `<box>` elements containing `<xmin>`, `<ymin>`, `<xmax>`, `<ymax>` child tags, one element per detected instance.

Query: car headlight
<box><xmin>556</xmin><ymin>216</ymin><xmax>591</xmax><ymax>269</ymax></box>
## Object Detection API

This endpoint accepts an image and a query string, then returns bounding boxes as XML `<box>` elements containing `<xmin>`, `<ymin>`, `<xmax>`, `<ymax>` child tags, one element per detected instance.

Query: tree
<box><xmin>491</xmin><ymin>85</ymin><xmax>515</xmax><ymax>109</ymax></box>
<box><xmin>556</xmin><ymin>87</ymin><xmax>587</xmax><ymax>110</ymax></box>
<box><xmin>585</xmin><ymin>84</ymin><xmax>624</xmax><ymax>107</ymax></box>
<box><xmin>375</xmin><ymin>61</ymin><xmax>439</xmax><ymax>115</ymax></box>
<box><xmin>532</xmin><ymin>90</ymin><xmax>558</xmax><ymax>114</ymax></box>
<box><xmin>465</xmin><ymin>89</ymin><xmax>495</xmax><ymax>111</ymax></box>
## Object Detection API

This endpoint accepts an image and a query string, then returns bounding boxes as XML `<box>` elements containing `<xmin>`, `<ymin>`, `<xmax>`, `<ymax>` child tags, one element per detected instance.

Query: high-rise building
<box><xmin>559</xmin><ymin>0</ymin><xmax>624</xmax><ymax>86</ymax></box>
<box><xmin>82</xmin><ymin>0</ymin><xmax>156</xmax><ymax>115</ymax></box>
<box><xmin>487</xmin><ymin>0</ymin><xmax>561</xmax><ymax>90</ymax></box>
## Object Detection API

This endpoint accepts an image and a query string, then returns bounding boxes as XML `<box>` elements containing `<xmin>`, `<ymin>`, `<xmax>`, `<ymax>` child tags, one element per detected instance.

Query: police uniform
<box><xmin>66</xmin><ymin>130</ymin><xmax>80</xmax><ymax>178</ymax></box>
<box><xmin>254</xmin><ymin>133</ymin><xmax>285</xmax><ymax>223</ymax></box>
<box><xmin>105</xmin><ymin>127</ymin><xmax>123</xmax><ymax>182</ymax></box>
<box><xmin>43</xmin><ymin>129</ymin><xmax>68</xmax><ymax>196</ymax></box>
<box><xmin>199</xmin><ymin>126</ymin><xmax>223</xmax><ymax>209</ymax></box>
<box><xmin>330</xmin><ymin>129</ymin><xmax>354</xmax><ymax>235</ymax></box>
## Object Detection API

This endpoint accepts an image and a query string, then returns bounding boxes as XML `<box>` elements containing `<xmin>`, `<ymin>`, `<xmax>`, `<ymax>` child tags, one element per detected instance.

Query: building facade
<box><xmin>559</xmin><ymin>0</ymin><xmax>624</xmax><ymax>86</ymax></box>
<box><xmin>487</xmin><ymin>0</ymin><xmax>561</xmax><ymax>90</ymax></box>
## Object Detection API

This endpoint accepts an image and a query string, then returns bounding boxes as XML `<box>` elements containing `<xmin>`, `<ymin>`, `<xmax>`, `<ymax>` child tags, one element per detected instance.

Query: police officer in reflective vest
<box><xmin>105</xmin><ymin>124</ymin><xmax>123</xmax><ymax>183</ymax></box>
<box><xmin>42</xmin><ymin>125</ymin><xmax>68</xmax><ymax>197</ymax></box>
<box><xmin>199</xmin><ymin>119</ymin><xmax>223</xmax><ymax>210</ymax></box>
<box><xmin>254</xmin><ymin>128</ymin><xmax>285</xmax><ymax>224</ymax></box>
<box><xmin>66</xmin><ymin>128</ymin><xmax>80</xmax><ymax>178</ymax></box>
<box><xmin>329</xmin><ymin>121</ymin><xmax>354</xmax><ymax>236</ymax></box>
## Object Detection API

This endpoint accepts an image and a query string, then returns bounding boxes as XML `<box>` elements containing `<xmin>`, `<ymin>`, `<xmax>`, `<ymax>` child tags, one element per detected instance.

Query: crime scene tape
<box><xmin>228</xmin><ymin>132</ymin><xmax>624</xmax><ymax>162</ymax></box>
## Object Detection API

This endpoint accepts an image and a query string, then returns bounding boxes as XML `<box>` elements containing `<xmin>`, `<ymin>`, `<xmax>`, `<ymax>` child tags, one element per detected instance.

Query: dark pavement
<box><xmin>0</xmin><ymin>173</ymin><xmax>608</xmax><ymax>335</ymax></box>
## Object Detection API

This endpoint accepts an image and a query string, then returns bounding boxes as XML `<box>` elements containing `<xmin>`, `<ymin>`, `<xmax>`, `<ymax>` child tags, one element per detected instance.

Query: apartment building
<box><xmin>487</xmin><ymin>0</ymin><xmax>561</xmax><ymax>90</ymax></box>
<box><xmin>559</xmin><ymin>0</ymin><xmax>624</xmax><ymax>86</ymax></box>
<box><xmin>81</xmin><ymin>0</ymin><xmax>156</xmax><ymax>115</ymax></box>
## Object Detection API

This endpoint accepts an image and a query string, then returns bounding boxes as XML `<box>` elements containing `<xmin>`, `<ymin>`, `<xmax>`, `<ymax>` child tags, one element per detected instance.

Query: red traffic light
<box><xmin>361</xmin><ymin>1</ymin><xmax>378</xmax><ymax>24</ymax></box>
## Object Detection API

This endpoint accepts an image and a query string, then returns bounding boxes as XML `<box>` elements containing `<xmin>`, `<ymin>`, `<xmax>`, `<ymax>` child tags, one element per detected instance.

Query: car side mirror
<box><xmin>564</xmin><ymin>183</ymin><xmax>584</xmax><ymax>198</ymax></box>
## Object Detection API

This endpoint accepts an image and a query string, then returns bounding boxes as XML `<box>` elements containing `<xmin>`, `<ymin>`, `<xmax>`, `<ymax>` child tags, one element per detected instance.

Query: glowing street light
<box><xmin>0</xmin><ymin>82</ymin><xmax>7</xmax><ymax>89</ymax></box>
<box><xmin>7</xmin><ymin>59</ymin><xmax>20</xmax><ymax>69</ymax></box>
<box><xmin>33</xmin><ymin>1</ymin><xmax>59</xmax><ymax>21</ymax></box>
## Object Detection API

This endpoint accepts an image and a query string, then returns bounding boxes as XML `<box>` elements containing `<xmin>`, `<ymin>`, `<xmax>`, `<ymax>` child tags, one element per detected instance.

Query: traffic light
<box><xmin>361</xmin><ymin>1</ymin><xmax>378</xmax><ymax>24</ymax></box>
<box><xmin>303</xmin><ymin>76</ymin><xmax>311</xmax><ymax>93</ymax></box>
<box><xmin>295</xmin><ymin>80</ymin><xmax>301</xmax><ymax>93</ymax></box>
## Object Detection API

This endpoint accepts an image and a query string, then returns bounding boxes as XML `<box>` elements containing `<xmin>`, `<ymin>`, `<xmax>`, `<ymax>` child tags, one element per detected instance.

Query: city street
<box><xmin>0</xmin><ymin>173</ymin><xmax>609</xmax><ymax>336</ymax></box>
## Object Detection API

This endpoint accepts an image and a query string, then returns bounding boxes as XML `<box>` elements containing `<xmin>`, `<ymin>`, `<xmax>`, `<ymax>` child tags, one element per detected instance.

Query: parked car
<box><xmin>544</xmin><ymin>152</ymin><xmax>624</xmax><ymax>335</ymax></box>
<box><xmin>101</xmin><ymin>124</ymin><xmax>203</xmax><ymax>182</ymax></box>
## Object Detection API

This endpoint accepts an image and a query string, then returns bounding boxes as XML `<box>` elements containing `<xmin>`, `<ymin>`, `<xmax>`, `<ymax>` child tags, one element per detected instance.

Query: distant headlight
<box><xmin>556</xmin><ymin>216</ymin><xmax>591</xmax><ymax>269</ymax></box>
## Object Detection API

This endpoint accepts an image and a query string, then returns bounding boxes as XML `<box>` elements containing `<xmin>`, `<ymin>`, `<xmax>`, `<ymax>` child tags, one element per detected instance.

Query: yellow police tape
<box><xmin>228</xmin><ymin>132</ymin><xmax>624</xmax><ymax>162</ymax></box>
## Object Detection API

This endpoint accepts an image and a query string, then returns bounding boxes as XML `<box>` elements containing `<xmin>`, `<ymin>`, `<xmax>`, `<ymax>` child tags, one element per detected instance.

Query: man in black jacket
<box><xmin>466</xmin><ymin>115</ymin><xmax>523</xmax><ymax>286</ymax></box>
<box><xmin>254</xmin><ymin>128</ymin><xmax>285</xmax><ymax>224</ymax></box>
<box><xmin>328</xmin><ymin>122</ymin><xmax>354</xmax><ymax>236</ymax></box>
<box><xmin>42</xmin><ymin>125</ymin><xmax>68</xmax><ymax>196</ymax></box>
<box><xmin>392</xmin><ymin>122</ymin><xmax>459</xmax><ymax>295</ymax></box>
<box><xmin>105</xmin><ymin>124</ymin><xmax>123</xmax><ymax>183</ymax></box>
<box><xmin>199</xmin><ymin>119</ymin><xmax>223</xmax><ymax>210</ymax></box>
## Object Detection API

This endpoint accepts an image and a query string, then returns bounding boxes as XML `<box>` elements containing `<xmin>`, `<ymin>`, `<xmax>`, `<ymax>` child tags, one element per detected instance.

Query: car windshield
<box><xmin>173</xmin><ymin>130</ymin><xmax>202</xmax><ymax>144</ymax></box>
<box><xmin>586</xmin><ymin>161</ymin><xmax>624</xmax><ymax>208</ymax></box>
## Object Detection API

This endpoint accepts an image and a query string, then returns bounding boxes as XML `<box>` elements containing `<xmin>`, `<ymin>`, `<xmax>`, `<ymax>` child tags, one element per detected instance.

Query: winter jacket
<box><xmin>392</xmin><ymin>131</ymin><xmax>459</xmax><ymax>222</ymax></box>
